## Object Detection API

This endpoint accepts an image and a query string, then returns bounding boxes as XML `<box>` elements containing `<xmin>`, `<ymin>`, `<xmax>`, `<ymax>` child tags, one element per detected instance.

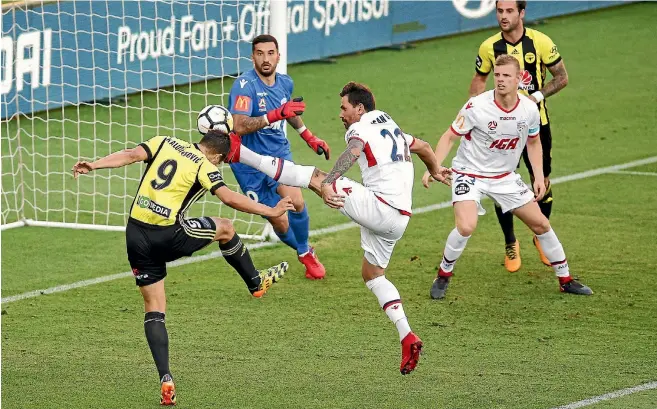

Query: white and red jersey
<box><xmin>344</xmin><ymin>110</ymin><xmax>415</xmax><ymax>215</ymax></box>
<box><xmin>450</xmin><ymin>90</ymin><xmax>541</xmax><ymax>178</ymax></box>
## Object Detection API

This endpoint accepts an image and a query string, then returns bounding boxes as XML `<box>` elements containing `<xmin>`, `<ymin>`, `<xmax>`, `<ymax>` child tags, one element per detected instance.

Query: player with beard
<box><xmin>222</xmin><ymin>82</ymin><xmax>451</xmax><ymax>374</ymax></box>
<box><xmin>469</xmin><ymin>1</ymin><xmax>570</xmax><ymax>273</ymax></box>
<box><xmin>228</xmin><ymin>35</ymin><xmax>330</xmax><ymax>280</ymax></box>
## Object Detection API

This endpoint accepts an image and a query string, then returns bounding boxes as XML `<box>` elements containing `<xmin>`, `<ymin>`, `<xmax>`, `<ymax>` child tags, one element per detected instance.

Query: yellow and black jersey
<box><xmin>129</xmin><ymin>135</ymin><xmax>225</xmax><ymax>227</ymax></box>
<box><xmin>476</xmin><ymin>28</ymin><xmax>562</xmax><ymax>125</ymax></box>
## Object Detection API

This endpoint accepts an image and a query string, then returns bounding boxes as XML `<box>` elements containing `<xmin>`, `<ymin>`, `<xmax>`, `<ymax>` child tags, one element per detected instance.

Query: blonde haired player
<box><xmin>470</xmin><ymin>1</ymin><xmax>570</xmax><ymax>272</ymax></box>
<box><xmin>224</xmin><ymin>82</ymin><xmax>451</xmax><ymax>374</ymax></box>
<box><xmin>424</xmin><ymin>55</ymin><xmax>591</xmax><ymax>299</ymax></box>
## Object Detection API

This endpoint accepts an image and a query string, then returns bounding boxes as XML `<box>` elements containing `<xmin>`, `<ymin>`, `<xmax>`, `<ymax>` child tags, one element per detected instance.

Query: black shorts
<box><xmin>126</xmin><ymin>217</ymin><xmax>217</xmax><ymax>287</ymax></box>
<box><xmin>521</xmin><ymin>123</ymin><xmax>552</xmax><ymax>178</ymax></box>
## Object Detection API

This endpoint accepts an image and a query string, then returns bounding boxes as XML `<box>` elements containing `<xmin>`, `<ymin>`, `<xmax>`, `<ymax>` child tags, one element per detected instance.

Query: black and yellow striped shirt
<box><xmin>129</xmin><ymin>136</ymin><xmax>225</xmax><ymax>226</ymax></box>
<box><xmin>476</xmin><ymin>28</ymin><xmax>561</xmax><ymax>125</ymax></box>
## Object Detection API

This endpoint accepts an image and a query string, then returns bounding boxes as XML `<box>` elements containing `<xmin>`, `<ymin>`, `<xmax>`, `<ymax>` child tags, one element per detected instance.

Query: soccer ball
<box><xmin>197</xmin><ymin>105</ymin><xmax>233</xmax><ymax>135</ymax></box>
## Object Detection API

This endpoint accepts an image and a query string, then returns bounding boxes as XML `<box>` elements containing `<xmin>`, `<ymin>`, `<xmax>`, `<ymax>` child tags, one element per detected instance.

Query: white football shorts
<box><xmin>332</xmin><ymin>177</ymin><xmax>410</xmax><ymax>268</ymax></box>
<box><xmin>451</xmin><ymin>171</ymin><xmax>534</xmax><ymax>214</ymax></box>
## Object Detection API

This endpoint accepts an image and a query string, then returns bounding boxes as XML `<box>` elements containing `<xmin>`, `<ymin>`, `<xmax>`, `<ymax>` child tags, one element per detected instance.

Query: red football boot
<box><xmin>400</xmin><ymin>332</ymin><xmax>423</xmax><ymax>375</ymax></box>
<box><xmin>298</xmin><ymin>247</ymin><xmax>326</xmax><ymax>279</ymax></box>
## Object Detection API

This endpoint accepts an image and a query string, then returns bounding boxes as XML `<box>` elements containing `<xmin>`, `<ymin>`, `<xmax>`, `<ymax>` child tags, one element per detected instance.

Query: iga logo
<box><xmin>489</xmin><ymin>137</ymin><xmax>520</xmax><ymax>151</ymax></box>
<box><xmin>519</xmin><ymin>70</ymin><xmax>535</xmax><ymax>91</ymax></box>
<box><xmin>452</xmin><ymin>0</ymin><xmax>496</xmax><ymax>19</ymax></box>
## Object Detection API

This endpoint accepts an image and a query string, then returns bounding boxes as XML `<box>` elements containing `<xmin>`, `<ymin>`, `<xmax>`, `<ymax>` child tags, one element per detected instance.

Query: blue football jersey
<box><xmin>228</xmin><ymin>69</ymin><xmax>294</xmax><ymax>174</ymax></box>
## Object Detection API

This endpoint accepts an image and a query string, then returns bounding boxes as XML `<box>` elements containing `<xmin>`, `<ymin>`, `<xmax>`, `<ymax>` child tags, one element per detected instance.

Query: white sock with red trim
<box><xmin>439</xmin><ymin>228</ymin><xmax>471</xmax><ymax>275</ymax></box>
<box><xmin>238</xmin><ymin>145</ymin><xmax>314</xmax><ymax>188</ymax></box>
<box><xmin>365</xmin><ymin>275</ymin><xmax>411</xmax><ymax>341</ymax></box>
<box><xmin>535</xmin><ymin>228</ymin><xmax>571</xmax><ymax>284</ymax></box>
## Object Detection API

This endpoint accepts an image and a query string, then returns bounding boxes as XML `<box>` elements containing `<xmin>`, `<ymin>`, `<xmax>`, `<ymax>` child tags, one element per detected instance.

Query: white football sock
<box><xmin>440</xmin><ymin>228</ymin><xmax>471</xmax><ymax>273</ymax></box>
<box><xmin>239</xmin><ymin>145</ymin><xmax>313</xmax><ymax>188</ymax></box>
<box><xmin>536</xmin><ymin>228</ymin><xmax>570</xmax><ymax>278</ymax></box>
<box><xmin>365</xmin><ymin>275</ymin><xmax>411</xmax><ymax>341</ymax></box>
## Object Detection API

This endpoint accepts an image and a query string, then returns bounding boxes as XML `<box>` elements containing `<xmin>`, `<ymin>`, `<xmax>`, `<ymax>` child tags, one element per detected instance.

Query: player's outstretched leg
<box><xmin>363</xmin><ymin>262</ymin><xmax>422</xmax><ymax>375</ymax></box>
<box><xmin>431</xmin><ymin>201</ymin><xmax>476</xmax><ymax>299</ymax></box>
<box><xmin>213</xmin><ymin>217</ymin><xmax>287</xmax><ymax>297</ymax></box>
<box><xmin>512</xmin><ymin>202</ymin><xmax>592</xmax><ymax>295</ymax></box>
<box><xmin>495</xmin><ymin>204</ymin><xmax>521</xmax><ymax>273</ymax></box>
<box><xmin>227</xmin><ymin>134</ymin><xmax>316</xmax><ymax>188</ymax></box>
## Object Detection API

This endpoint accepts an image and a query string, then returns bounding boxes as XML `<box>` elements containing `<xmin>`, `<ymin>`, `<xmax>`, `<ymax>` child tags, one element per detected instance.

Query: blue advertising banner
<box><xmin>1</xmin><ymin>0</ymin><xmax>629</xmax><ymax>119</ymax></box>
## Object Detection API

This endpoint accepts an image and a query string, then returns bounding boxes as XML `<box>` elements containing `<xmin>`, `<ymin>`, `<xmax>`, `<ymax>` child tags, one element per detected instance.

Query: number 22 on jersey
<box><xmin>380</xmin><ymin>127</ymin><xmax>411</xmax><ymax>163</ymax></box>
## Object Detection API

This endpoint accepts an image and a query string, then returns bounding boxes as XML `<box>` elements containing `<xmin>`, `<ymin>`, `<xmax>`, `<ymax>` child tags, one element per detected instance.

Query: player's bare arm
<box><xmin>232</xmin><ymin>113</ymin><xmax>269</xmax><ymax>135</ymax></box>
<box><xmin>322</xmin><ymin>138</ymin><xmax>363</xmax><ymax>185</ymax></box>
<box><xmin>215</xmin><ymin>185</ymin><xmax>294</xmax><ymax>217</ymax></box>
<box><xmin>469</xmin><ymin>73</ymin><xmax>488</xmax><ymax>97</ymax></box>
<box><xmin>535</xmin><ymin>60</ymin><xmax>569</xmax><ymax>101</ymax></box>
<box><xmin>525</xmin><ymin>135</ymin><xmax>546</xmax><ymax>201</ymax></box>
<box><xmin>319</xmin><ymin>138</ymin><xmax>364</xmax><ymax>208</ymax></box>
<box><xmin>410</xmin><ymin>137</ymin><xmax>452</xmax><ymax>186</ymax></box>
<box><xmin>72</xmin><ymin>146</ymin><xmax>148</xmax><ymax>178</ymax></box>
<box><xmin>286</xmin><ymin>116</ymin><xmax>303</xmax><ymax>130</ymax></box>
<box><xmin>422</xmin><ymin>128</ymin><xmax>461</xmax><ymax>188</ymax></box>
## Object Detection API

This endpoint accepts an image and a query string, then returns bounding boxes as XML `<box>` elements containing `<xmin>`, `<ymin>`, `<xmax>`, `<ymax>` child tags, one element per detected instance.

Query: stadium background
<box><xmin>2</xmin><ymin>1</ymin><xmax>656</xmax><ymax>408</ymax></box>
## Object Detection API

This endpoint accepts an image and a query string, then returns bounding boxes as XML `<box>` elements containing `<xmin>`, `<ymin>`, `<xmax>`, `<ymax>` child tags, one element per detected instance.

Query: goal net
<box><xmin>1</xmin><ymin>0</ymin><xmax>282</xmax><ymax>239</ymax></box>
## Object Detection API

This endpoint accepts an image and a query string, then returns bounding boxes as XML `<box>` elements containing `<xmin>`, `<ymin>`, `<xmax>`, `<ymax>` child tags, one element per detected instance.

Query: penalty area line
<box><xmin>2</xmin><ymin>155</ymin><xmax>657</xmax><ymax>305</ymax></box>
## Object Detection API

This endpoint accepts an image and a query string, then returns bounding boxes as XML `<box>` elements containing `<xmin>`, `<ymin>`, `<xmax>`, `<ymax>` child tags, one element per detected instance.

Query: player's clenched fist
<box><xmin>266</xmin><ymin>97</ymin><xmax>305</xmax><ymax>123</ymax></box>
<box><xmin>72</xmin><ymin>161</ymin><xmax>95</xmax><ymax>179</ymax></box>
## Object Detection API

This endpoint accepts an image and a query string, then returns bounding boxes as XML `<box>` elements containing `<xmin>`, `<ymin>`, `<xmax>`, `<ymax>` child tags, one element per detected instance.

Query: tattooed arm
<box><xmin>537</xmin><ymin>60</ymin><xmax>569</xmax><ymax>100</ymax></box>
<box><xmin>318</xmin><ymin>138</ymin><xmax>364</xmax><ymax>208</ymax></box>
<box><xmin>321</xmin><ymin>138</ymin><xmax>364</xmax><ymax>185</ymax></box>
<box><xmin>232</xmin><ymin>113</ymin><xmax>268</xmax><ymax>135</ymax></box>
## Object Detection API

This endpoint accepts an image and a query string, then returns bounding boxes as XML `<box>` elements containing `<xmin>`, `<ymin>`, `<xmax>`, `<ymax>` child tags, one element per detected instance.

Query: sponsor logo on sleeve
<box><xmin>233</xmin><ymin>95</ymin><xmax>251</xmax><ymax>112</ymax></box>
<box><xmin>208</xmin><ymin>171</ymin><xmax>223</xmax><ymax>183</ymax></box>
<box><xmin>476</xmin><ymin>55</ymin><xmax>483</xmax><ymax>68</ymax></box>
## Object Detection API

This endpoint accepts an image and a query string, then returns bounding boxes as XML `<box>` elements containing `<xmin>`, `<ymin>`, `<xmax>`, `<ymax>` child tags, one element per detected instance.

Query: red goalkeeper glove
<box><xmin>299</xmin><ymin>128</ymin><xmax>330</xmax><ymax>160</ymax></box>
<box><xmin>266</xmin><ymin>97</ymin><xmax>305</xmax><ymax>124</ymax></box>
<box><xmin>225</xmin><ymin>132</ymin><xmax>242</xmax><ymax>163</ymax></box>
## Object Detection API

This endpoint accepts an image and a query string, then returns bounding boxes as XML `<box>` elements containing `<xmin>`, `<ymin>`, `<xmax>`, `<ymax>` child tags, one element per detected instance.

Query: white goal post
<box><xmin>1</xmin><ymin>0</ymin><xmax>287</xmax><ymax>240</ymax></box>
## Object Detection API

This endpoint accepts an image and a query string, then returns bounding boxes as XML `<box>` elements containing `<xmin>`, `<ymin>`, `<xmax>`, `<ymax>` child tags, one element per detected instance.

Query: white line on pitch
<box><xmin>609</xmin><ymin>170</ymin><xmax>657</xmax><ymax>177</ymax></box>
<box><xmin>549</xmin><ymin>381</ymin><xmax>657</xmax><ymax>409</ymax></box>
<box><xmin>2</xmin><ymin>155</ymin><xmax>657</xmax><ymax>304</ymax></box>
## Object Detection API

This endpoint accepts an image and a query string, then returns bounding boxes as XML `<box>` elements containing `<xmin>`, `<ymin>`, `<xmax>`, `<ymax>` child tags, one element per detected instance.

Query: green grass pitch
<box><xmin>2</xmin><ymin>4</ymin><xmax>657</xmax><ymax>408</ymax></box>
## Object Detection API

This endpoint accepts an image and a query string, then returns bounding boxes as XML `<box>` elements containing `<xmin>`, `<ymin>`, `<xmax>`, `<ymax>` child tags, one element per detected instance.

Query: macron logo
<box><xmin>239</xmin><ymin>79</ymin><xmax>248</xmax><ymax>89</ymax></box>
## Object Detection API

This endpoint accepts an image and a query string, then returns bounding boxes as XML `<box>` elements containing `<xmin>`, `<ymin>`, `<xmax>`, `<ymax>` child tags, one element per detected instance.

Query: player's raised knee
<box><xmin>212</xmin><ymin>217</ymin><xmax>235</xmax><ymax>242</ymax></box>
